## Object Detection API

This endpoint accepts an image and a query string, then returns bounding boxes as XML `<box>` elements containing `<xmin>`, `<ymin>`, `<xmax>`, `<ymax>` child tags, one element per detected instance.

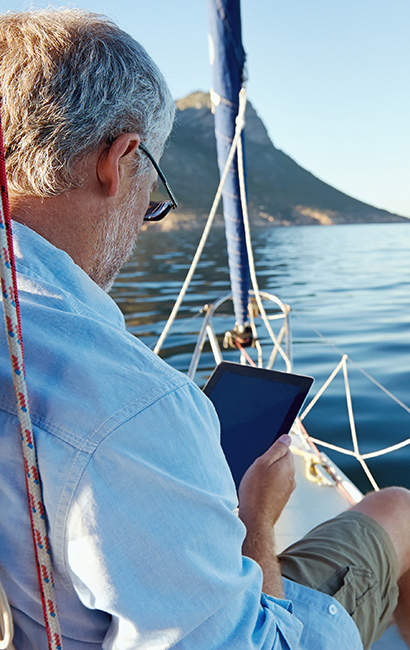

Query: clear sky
<box><xmin>1</xmin><ymin>0</ymin><xmax>409</xmax><ymax>217</ymax></box>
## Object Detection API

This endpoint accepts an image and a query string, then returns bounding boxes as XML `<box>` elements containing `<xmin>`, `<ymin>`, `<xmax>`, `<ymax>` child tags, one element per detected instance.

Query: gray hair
<box><xmin>0</xmin><ymin>9</ymin><xmax>175</xmax><ymax>196</ymax></box>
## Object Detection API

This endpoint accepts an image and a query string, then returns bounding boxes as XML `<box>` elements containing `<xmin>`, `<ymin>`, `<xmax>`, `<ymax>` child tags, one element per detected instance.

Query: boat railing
<box><xmin>187</xmin><ymin>290</ymin><xmax>291</xmax><ymax>379</ymax></box>
<box><xmin>183</xmin><ymin>288</ymin><xmax>410</xmax><ymax>495</ymax></box>
<box><xmin>153</xmin><ymin>85</ymin><xmax>410</xmax><ymax>496</ymax></box>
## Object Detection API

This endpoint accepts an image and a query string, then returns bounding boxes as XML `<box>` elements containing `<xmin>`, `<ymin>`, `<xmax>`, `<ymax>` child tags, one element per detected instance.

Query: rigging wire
<box><xmin>293</xmin><ymin>309</ymin><xmax>410</xmax><ymax>417</ymax></box>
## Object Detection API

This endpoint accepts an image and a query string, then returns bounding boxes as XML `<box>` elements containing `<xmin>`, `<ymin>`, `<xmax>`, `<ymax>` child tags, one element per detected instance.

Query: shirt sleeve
<box><xmin>66</xmin><ymin>382</ymin><xmax>303</xmax><ymax>650</ymax></box>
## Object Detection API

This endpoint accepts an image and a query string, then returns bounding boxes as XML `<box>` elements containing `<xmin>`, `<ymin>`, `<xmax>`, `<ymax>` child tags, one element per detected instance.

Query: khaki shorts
<box><xmin>278</xmin><ymin>511</ymin><xmax>399</xmax><ymax>650</ymax></box>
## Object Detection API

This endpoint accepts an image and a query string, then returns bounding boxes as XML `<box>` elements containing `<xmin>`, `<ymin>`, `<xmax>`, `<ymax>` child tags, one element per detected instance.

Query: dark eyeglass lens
<box><xmin>143</xmin><ymin>201</ymin><xmax>174</xmax><ymax>222</ymax></box>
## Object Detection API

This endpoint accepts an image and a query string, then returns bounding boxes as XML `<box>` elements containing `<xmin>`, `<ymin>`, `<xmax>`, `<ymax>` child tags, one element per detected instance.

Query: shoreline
<box><xmin>142</xmin><ymin>210</ymin><xmax>410</xmax><ymax>232</ymax></box>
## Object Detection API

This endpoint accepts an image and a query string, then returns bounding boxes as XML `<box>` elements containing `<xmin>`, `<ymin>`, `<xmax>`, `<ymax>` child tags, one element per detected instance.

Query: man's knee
<box><xmin>351</xmin><ymin>486</ymin><xmax>410</xmax><ymax>522</ymax></box>
<box><xmin>351</xmin><ymin>487</ymin><xmax>410</xmax><ymax>576</ymax></box>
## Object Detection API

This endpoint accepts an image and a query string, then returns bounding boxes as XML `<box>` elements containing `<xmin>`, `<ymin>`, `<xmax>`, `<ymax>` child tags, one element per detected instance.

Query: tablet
<box><xmin>203</xmin><ymin>361</ymin><xmax>313</xmax><ymax>489</ymax></box>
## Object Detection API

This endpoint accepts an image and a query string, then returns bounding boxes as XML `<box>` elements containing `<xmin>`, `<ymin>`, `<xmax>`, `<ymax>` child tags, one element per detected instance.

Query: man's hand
<box><xmin>238</xmin><ymin>433</ymin><xmax>296</xmax><ymax>530</ymax></box>
<box><xmin>238</xmin><ymin>434</ymin><xmax>296</xmax><ymax>597</ymax></box>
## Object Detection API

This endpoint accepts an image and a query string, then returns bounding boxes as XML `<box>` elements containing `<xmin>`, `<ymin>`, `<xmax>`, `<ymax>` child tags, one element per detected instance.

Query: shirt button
<box><xmin>329</xmin><ymin>604</ymin><xmax>338</xmax><ymax>615</ymax></box>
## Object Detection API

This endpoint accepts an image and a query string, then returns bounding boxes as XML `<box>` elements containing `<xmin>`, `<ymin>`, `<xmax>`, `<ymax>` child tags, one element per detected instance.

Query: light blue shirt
<box><xmin>0</xmin><ymin>222</ymin><xmax>363</xmax><ymax>650</ymax></box>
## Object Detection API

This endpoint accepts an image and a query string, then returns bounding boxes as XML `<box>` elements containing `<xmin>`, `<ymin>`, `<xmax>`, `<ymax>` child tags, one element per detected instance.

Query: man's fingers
<box><xmin>238</xmin><ymin>431</ymin><xmax>296</xmax><ymax>528</ymax></box>
<box><xmin>276</xmin><ymin>434</ymin><xmax>292</xmax><ymax>447</ymax></box>
<box><xmin>261</xmin><ymin>433</ymin><xmax>292</xmax><ymax>465</ymax></box>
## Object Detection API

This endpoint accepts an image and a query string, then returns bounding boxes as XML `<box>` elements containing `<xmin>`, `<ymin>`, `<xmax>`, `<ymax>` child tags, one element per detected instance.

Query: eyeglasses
<box><xmin>139</xmin><ymin>143</ymin><xmax>178</xmax><ymax>222</ymax></box>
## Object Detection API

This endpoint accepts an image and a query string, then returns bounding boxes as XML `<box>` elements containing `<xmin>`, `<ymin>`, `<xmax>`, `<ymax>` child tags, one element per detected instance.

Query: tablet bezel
<box><xmin>203</xmin><ymin>361</ymin><xmax>314</xmax><ymax>487</ymax></box>
<box><xmin>204</xmin><ymin>361</ymin><xmax>313</xmax><ymax>413</ymax></box>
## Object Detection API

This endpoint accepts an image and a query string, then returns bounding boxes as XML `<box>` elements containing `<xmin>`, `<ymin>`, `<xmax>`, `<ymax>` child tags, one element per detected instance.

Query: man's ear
<box><xmin>97</xmin><ymin>133</ymin><xmax>141</xmax><ymax>197</ymax></box>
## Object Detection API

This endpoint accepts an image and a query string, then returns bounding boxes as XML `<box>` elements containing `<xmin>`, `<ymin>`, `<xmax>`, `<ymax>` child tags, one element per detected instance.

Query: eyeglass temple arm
<box><xmin>139</xmin><ymin>143</ymin><xmax>178</xmax><ymax>209</ymax></box>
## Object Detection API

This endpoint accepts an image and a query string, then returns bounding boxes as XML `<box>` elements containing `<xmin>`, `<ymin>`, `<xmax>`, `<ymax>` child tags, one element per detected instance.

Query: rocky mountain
<box><xmin>148</xmin><ymin>91</ymin><xmax>408</xmax><ymax>229</ymax></box>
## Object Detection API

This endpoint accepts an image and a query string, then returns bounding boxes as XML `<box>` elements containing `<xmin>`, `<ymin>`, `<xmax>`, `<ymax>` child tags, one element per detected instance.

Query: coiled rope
<box><xmin>0</xmin><ymin>115</ymin><xmax>63</xmax><ymax>650</ymax></box>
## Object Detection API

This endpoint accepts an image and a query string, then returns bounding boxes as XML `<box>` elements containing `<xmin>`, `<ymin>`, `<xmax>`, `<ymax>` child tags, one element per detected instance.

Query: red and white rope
<box><xmin>0</xmin><ymin>115</ymin><xmax>63</xmax><ymax>650</ymax></box>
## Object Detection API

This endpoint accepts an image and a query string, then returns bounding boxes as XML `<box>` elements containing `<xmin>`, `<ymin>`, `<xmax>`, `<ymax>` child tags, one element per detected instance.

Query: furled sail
<box><xmin>207</xmin><ymin>0</ymin><xmax>250</xmax><ymax>330</ymax></box>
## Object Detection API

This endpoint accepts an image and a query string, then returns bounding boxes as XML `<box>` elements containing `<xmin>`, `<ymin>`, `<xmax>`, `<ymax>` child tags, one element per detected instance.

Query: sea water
<box><xmin>111</xmin><ymin>222</ymin><xmax>410</xmax><ymax>493</ymax></box>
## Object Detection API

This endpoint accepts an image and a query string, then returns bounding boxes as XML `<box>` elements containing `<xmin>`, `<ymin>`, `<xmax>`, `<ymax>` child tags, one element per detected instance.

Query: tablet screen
<box><xmin>203</xmin><ymin>362</ymin><xmax>313</xmax><ymax>489</ymax></box>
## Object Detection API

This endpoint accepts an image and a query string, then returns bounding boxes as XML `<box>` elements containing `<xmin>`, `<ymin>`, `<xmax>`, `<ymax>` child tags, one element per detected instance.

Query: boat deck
<box><xmin>275</xmin><ymin>428</ymin><xmax>362</xmax><ymax>554</ymax></box>
<box><xmin>274</xmin><ymin>429</ymin><xmax>407</xmax><ymax>650</ymax></box>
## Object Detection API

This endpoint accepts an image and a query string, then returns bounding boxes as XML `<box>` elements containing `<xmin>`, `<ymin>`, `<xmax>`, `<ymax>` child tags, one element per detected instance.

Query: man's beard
<box><xmin>88</xmin><ymin>187</ymin><xmax>141</xmax><ymax>292</ymax></box>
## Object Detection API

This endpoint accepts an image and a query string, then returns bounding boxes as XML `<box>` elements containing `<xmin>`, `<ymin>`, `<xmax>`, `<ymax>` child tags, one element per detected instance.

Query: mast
<box><xmin>207</xmin><ymin>0</ymin><xmax>250</xmax><ymax>333</ymax></box>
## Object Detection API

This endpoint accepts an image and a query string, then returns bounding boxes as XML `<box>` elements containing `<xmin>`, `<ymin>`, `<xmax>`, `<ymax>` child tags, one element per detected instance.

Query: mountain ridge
<box><xmin>147</xmin><ymin>91</ymin><xmax>408</xmax><ymax>230</ymax></box>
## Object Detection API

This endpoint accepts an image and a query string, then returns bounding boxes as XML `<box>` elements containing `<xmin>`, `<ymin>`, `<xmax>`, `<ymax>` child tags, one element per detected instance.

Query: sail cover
<box><xmin>207</xmin><ymin>0</ymin><xmax>250</xmax><ymax>327</ymax></box>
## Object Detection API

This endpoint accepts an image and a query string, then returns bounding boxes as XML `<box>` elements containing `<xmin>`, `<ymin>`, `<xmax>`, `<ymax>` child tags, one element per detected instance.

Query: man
<box><xmin>0</xmin><ymin>9</ymin><xmax>409</xmax><ymax>650</ymax></box>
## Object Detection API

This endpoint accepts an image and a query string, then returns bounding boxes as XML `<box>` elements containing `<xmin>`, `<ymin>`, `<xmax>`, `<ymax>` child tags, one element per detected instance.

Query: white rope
<box><xmin>247</xmin><ymin>303</ymin><xmax>263</xmax><ymax>367</ymax></box>
<box><xmin>236</xmin><ymin>97</ymin><xmax>292</xmax><ymax>372</ymax></box>
<box><xmin>300</xmin><ymin>356</ymin><xmax>347</xmax><ymax>421</ymax></box>
<box><xmin>362</xmin><ymin>438</ymin><xmax>410</xmax><ymax>459</ymax></box>
<box><xmin>155</xmin><ymin>86</ymin><xmax>292</xmax><ymax>373</ymax></box>
<box><xmin>153</xmin><ymin>89</ymin><xmax>248</xmax><ymax>355</ymax></box>
<box><xmin>343</xmin><ymin>361</ymin><xmax>359</xmax><ymax>457</ymax></box>
<box><xmin>300</xmin><ymin>355</ymin><xmax>381</xmax><ymax>491</ymax></box>
<box><xmin>307</xmin><ymin>437</ymin><xmax>358</xmax><ymax>457</ymax></box>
